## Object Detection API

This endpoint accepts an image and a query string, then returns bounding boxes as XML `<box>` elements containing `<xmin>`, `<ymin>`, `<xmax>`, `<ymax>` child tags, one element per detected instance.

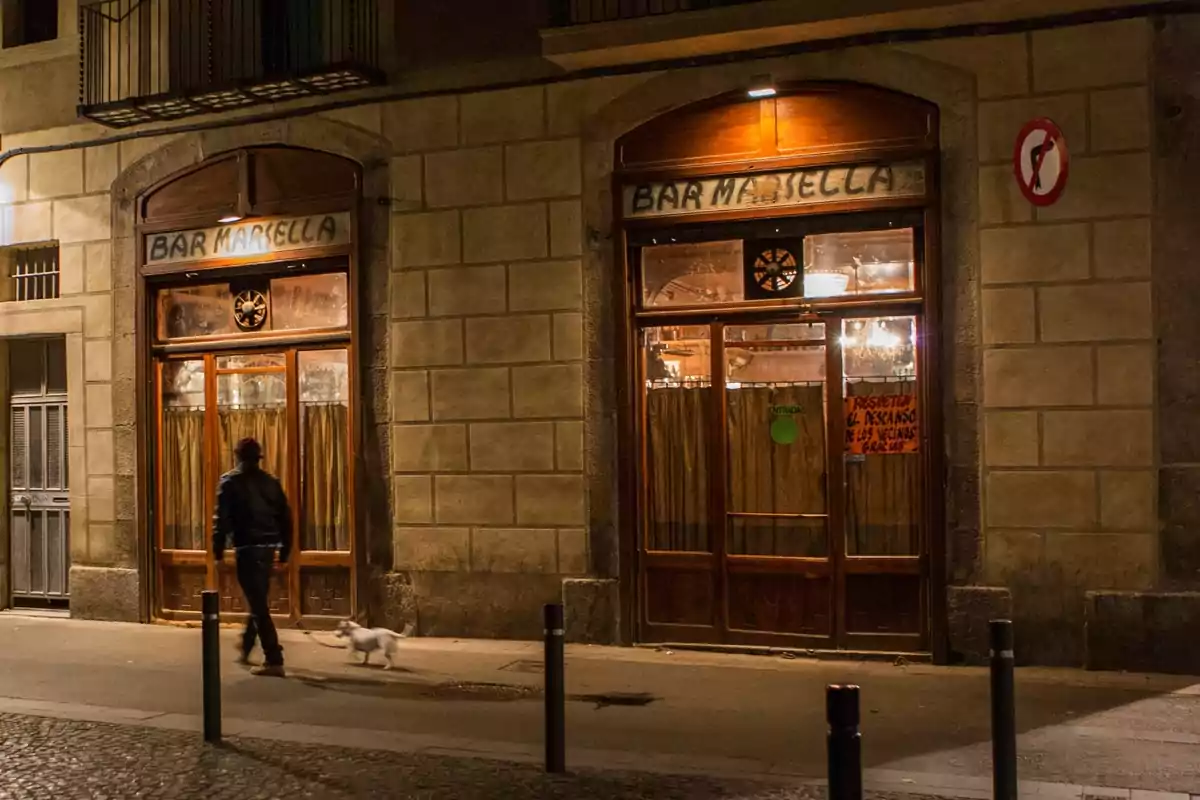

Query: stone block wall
<box><xmin>0</xmin><ymin>10</ymin><xmax>1180</xmax><ymax>665</ymax></box>
<box><xmin>381</xmin><ymin>88</ymin><xmax>590</xmax><ymax>637</ymax></box>
<box><xmin>0</xmin><ymin>126</ymin><xmax>133</xmax><ymax>618</ymax></box>
<box><xmin>904</xmin><ymin>19</ymin><xmax>1158</xmax><ymax>665</ymax></box>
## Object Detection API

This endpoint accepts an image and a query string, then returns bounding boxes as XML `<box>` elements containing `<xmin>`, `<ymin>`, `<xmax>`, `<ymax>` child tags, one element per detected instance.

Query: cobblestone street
<box><xmin>0</xmin><ymin>712</ymin><xmax>930</xmax><ymax>800</ymax></box>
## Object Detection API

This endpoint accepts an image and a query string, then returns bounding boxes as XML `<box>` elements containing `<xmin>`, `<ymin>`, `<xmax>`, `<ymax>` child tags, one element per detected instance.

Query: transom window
<box><xmin>637</xmin><ymin>218</ymin><xmax>918</xmax><ymax>310</ymax></box>
<box><xmin>154</xmin><ymin>266</ymin><xmax>348</xmax><ymax>343</ymax></box>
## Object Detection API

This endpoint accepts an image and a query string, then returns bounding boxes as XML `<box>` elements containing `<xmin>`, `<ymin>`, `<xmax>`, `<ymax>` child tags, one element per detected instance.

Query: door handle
<box><xmin>13</xmin><ymin>495</ymin><xmax>30</xmax><ymax>507</ymax></box>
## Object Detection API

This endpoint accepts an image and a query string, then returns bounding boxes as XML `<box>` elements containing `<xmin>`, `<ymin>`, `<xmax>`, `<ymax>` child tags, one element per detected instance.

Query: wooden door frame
<box><xmin>152</xmin><ymin>337</ymin><xmax>353</xmax><ymax>625</ymax></box>
<box><xmin>618</xmin><ymin>186</ymin><xmax>942</xmax><ymax>653</ymax></box>
<box><xmin>630</xmin><ymin>298</ymin><xmax>929</xmax><ymax>651</ymax></box>
<box><xmin>135</xmin><ymin>147</ymin><xmax>362</xmax><ymax>627</ymax></box>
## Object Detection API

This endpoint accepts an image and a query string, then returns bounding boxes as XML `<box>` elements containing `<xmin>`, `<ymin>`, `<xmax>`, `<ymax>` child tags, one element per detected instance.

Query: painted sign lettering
<box><xmin>621</xmin><ymin>161</ymin><xmax>926</xmax><ymax>220</ymax></box>
<box><xmin>844</xmin><ymin>394</ymin><xmax>920</xmax><ymax>455</ymax></box>
<box><xmin>144</xmin><ymin>212</ymin><xmax>351</xmax><ymax>268</ymax></box>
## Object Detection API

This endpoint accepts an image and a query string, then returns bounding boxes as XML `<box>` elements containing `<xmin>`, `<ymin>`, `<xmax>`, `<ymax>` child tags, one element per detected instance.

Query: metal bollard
<box><xmin>201</xmin><ymin>590</ymin><xmax>222</xmax><ymax>743</ymax></box>
<box><xmin>826</xmin><ymin>684</ymin><xmax>863</xmax><ymax>800</ymax></box>
<box><xmin>990</xmin><ymin>619</ymin><xmax>1017</xmax><ymax>800</ymax></box>
<box><xmin>543</xmin><ymin>603</ymin><xmax>566</xmax><ymax>774</ymax></box>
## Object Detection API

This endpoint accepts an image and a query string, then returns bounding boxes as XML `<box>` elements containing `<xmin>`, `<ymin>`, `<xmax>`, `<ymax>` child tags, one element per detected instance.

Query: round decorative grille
<box><xmin>752</xmin><ymin>247</ymin><xmax>799</xmax><ymax>293</ymax></box>
<box><xmin>232</xmin><ymin>288</ymin><xmax>269</xmax><ymax>331</ymax></box>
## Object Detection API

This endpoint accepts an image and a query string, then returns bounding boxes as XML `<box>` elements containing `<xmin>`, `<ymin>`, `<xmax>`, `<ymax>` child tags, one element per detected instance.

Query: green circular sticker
<box><xmin>770</xmin><ymin>416</ymin><xmax>798</xmax><ymax>445</ymax></box>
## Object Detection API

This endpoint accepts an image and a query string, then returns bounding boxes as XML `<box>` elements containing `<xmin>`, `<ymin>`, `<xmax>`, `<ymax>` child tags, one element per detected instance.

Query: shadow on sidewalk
<box><xmin>281</xmin><ymin>670</ymin><xmax>661</xmax><ymax>709</ymax></box>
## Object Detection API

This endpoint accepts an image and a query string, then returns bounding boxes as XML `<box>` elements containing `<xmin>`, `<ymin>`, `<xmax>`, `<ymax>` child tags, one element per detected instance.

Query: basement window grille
<box><xmin>13</xmin><ymin>245</ymin><xmax>60</xmax><ymax>301</ymax></box>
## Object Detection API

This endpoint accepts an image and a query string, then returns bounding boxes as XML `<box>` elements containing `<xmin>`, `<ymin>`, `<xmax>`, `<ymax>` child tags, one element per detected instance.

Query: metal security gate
<box><xmin>10</xmin><ymin>339</ymin><xmax>69</xmax><ymax>605</ymax></box>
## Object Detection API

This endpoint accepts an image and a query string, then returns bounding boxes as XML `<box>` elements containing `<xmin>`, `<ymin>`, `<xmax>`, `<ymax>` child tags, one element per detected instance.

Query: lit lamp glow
<box><xmin>865</xmin><ymin>321</ymin><xmax>902</xmax><ymax>349</ymax></box>
<box><xmin>841</xmin><ymin>320</ymin><xmax>907</xmax><ymax>352</ymax></box>
<box><xmin>218</xmin><ymin>214</ymin><xmax>243</xmax><ymax>224</ymax></box>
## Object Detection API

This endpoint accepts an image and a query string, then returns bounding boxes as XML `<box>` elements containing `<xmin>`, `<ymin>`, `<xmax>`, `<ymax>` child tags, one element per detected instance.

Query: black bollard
<box><xmin>201</xmin><ymin>590</ymin><xmax>222</xmax><ymax>743</ymax></box>
<box><xmin>543</xmin><ymin>603</ymin><xmax>566</xmax><ymax>774</ymax></box>
<box><xmin>826</xmin><ymin>684</ymin><xmax>863</xmax><ymax>800</ymax></box>
<box><xmin>990</xmin><ymin>619</ymin><xmax>1017</xmax><ymax>800</ymax></box>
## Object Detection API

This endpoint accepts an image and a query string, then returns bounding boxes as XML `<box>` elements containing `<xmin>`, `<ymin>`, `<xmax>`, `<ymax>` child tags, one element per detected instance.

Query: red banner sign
<box><xmin>845</xmin><ymin>394</ymin><xmax>919</xmax><ymax>455</ymax></box>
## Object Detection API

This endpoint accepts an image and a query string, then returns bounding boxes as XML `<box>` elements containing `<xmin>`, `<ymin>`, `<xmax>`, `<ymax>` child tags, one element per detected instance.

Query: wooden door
<box><xmin>8</xmin><ymin>339</ymin><xmax>71</xmax><ymax>608</ymax></box>
<box><xmin>638</xmin><ymin>318</ymin><xmax>838</xmax><ymax>648</ymax></box>
<box><xmin>637</xmin><ymin>313</ymin><xmax>926</xmax><ymax>650</ymax></box>
<box><xmin>155</xmin><ymin>345</ymin><xmax>353</xmax><ymax>624</ymax></box>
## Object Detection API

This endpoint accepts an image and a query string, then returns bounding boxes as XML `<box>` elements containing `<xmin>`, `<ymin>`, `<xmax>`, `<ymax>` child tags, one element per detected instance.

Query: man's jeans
<box><xmin>236</xmin><ymin>547</ymin><xmax>283</xmax><ymax>666</ymax></box>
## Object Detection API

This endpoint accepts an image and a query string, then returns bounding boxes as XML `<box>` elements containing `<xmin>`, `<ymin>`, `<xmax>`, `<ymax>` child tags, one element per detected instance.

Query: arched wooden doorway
<box><xmin>616</xmin><ymin>83</ymin><xmax>943</xmax><ymax>654</ymax></box>
<box><xmin>139</xmin><ymin>146</ymin><xmax>360</xmax><ymax>626</ymax></box>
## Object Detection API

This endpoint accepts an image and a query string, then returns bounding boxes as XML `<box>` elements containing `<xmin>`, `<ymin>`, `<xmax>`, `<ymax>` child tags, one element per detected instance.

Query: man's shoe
<box><xmin>251</xmin><ymin>664</ymin><xmax>285</xmax><ymax>678</ymax></box>
<box><xmin>233</xmin><ymin>644</ymin><xmax>252</xmax><ymax>666</ymax></box>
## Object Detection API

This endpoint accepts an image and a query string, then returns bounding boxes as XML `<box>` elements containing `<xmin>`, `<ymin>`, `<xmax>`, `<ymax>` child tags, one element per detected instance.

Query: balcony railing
<box><xmin>79</xmin><ymin>0</ymin><xmax>384</xmax><ymax>128</ymax></box>
<box><xmin>547</xmin><ymin>0</ymin><xmax>770</xmax><ymax>26</ymax></box>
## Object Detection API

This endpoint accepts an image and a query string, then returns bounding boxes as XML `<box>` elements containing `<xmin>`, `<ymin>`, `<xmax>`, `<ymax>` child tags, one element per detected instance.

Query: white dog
<box><xmin>335</xmin><ymin>620</ymin><xmax>414</xmax><ymax>669</ymax></box>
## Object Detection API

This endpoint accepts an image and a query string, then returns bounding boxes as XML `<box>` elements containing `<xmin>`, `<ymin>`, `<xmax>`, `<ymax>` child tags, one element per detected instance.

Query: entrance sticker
<box><xmin>845</xmin><ymin>394</ymin><xmax>919</xmax><ymax>455</ymax></box>
<box><xmin>769</xmin><ymin>404</ymin><xmax>801</xmax><ymax>446</ymax></box>
<box><xmin>1013</xmin><ymin>118</ymin><xmax>1070</xmax><ymax>207</ymax></box>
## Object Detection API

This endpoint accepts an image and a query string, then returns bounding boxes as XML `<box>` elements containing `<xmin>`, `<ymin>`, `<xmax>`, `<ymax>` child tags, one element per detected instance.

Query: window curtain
<box><xmin>726</xmin><ymin>384</ymin><xmax>827</xmax><ymax>557</ymax></box>
<box><xmin>845</xmin><ymin>380</ymin><xmax>920</xmax><ymax>555</ymax></box>
<box><xmin>302</xmin><ymin>403</ymin><xmax>349</xmax><ymax>551</ymax></box>
<box><xmin>218</xmin><ymin>407</ymin><xmax>288</xmax><ymax>484</ymax></box>
<box><xmin>645</xmin><ymin>386</ymin><xmax>710</xmax><ymax>552</ymax></box>
<box><xmin>161</xmin><ymin>409</ymin><xmax>206</xmax><ymax>551</ymax></box>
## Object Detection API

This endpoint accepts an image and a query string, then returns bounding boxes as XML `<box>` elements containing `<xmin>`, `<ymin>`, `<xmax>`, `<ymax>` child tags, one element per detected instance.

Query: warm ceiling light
<box><xmin>218</xmin><ymin>214</ymin><xmax>243</xmax><ymax>224</ymax></box>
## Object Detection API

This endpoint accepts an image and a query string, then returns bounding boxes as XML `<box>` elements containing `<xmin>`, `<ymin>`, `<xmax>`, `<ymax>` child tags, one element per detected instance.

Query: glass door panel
<box><xmin>641</xmin><ymin>325</ymin><xmax>716</xmax><ymax>633</ymax></box>
<box><xmin>213</xmin><ymin>354</ymin><xmax>290</xmax><ymax>619</ymax></box>
<box><xmin>724</xmin><ymin>323</ymin><xmax>828</xmax><ymax>557</ymax></box>
<box><xmin>723</xmin><ymin>322</ymin><xmax>832</xmax><ymax>637</ymax></box>
<box><xmin>160</xmin><ymin>360</ymin><xmax>206</xmax><ymax>552</ymax></box>
<box><xmin>642</xmin><ymin>325</ymin><xmax>712</xmax><ymax>553</ymax></box>
<box><xmin>299</xmin><ymin>349</ymin><xmax>350</xmax><ymax>552</ymax></box>
<box><xmin>841</xmin><ymin>316</ymin><xmax>920</xmax><ymax>556</ymax></box>
<box><xmin>216</xmin><ymin>363</ymin><xmax>288</xmax><ymax>483</ymax></box>
<box><xmin>841</xmin><ymin>315</ymin><xmax>922</xmax><ymax>637</ymax></box>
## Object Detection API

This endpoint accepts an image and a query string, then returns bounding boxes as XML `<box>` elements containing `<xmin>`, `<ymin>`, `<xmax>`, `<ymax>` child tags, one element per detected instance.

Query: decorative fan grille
<box><xmin>232</xmin><ymin>288</ymin><xmax>268</xmax><ymax>331</ymax></box>
<box><xmin>751</xmin><ymin>247</ymin><xmax>799</xmax><ymax>293</ymax></box>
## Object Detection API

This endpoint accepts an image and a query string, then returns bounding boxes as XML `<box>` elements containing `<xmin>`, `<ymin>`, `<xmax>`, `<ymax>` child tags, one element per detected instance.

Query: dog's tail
<box><xmin>396</xmin><ymin>622</ymin><xmax>415</xmax><ymax>638</ymax></box>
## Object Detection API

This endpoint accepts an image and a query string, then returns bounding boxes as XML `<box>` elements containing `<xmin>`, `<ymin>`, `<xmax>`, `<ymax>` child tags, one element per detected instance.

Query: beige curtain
<box><xmin>303</xmin><ymin>403</ymin><xmax>349</xmax><ymax>551</ymax></box>
<box><xmin>218</xmin><ymin>407</ymin><xmax>288</xmax><ymax>483</ymax></box>
<box><xmin>846</xmin><ymin>380</ymin><xmax>920</xmax><ymax>555</ymax></box>
<box><xmin>646</xmin><ymin>386</ymin><xmax>710</xmax><ymax>552</ymax></box>
<box><xmin>162</xmin><ymin>408</ymin><xmax>206</xmax><ymax>551</ymax></box>
<box><xmin>726</xmin><ymin>385</ymin><xmax>827</xmax><ymax>557</ymax></box>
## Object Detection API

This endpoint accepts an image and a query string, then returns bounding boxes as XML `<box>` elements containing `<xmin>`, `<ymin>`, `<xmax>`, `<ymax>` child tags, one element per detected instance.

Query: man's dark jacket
<box><xmin>212</xmin><ymin>464</ymin><xmax>292</xmax><ymax>563</ymax></box>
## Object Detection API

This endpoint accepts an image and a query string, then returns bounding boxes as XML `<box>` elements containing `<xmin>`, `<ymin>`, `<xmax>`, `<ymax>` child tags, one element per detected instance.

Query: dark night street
<box><xmin>0</xmin><ymin>617</ymin><xmax>1195</xmax><ymax>798</ymax></box>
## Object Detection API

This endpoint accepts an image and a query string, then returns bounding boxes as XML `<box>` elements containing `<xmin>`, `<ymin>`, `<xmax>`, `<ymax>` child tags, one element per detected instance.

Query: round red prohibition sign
<box><xmin>1014</xmin><ymin>118</ymin><xmax>1070</xmax><ymax>207</ymax></box>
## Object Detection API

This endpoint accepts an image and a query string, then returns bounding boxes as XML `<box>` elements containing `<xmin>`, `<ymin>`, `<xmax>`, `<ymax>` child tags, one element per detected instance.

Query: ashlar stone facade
<box><xmin>384</xmin><ymin>87</ymin><xmax>590</xmax><ymax>638</ymax></box>
<box><xmin>0</xmin><ymin>9</ymin><xmax>1190</xmax><ymax>671</ymax></box>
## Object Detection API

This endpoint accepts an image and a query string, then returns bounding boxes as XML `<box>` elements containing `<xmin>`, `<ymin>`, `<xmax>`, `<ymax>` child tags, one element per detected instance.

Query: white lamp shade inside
<box><xmin>804</xmin><ymin>272</ymin><xmax>850</xmax><ymax>298</ymax></box>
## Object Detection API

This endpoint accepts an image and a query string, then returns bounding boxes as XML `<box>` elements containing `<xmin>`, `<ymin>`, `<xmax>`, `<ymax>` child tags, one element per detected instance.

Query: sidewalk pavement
<box><xmin>0</xmin><ymin>613</ymin><xmax>1197</xmax><ymax>799</ymax></box>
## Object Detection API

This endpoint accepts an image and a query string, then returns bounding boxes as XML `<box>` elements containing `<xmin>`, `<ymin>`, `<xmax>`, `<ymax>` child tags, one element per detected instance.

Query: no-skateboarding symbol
<box><xmin>1014</xmin><ymin>118</ymin><xmax>1069</xmax><ymax>207</ymax></box>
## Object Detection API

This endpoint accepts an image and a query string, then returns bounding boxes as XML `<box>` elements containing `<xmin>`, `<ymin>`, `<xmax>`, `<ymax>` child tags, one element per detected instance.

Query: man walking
<box><xmin>212</xmin><ymin>437</ymin><xmax>293</xmax><ymax>677</ymax></box>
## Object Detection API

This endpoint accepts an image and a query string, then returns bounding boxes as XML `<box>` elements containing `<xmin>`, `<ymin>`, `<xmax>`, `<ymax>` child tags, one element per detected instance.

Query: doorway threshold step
<box><xmin>2</xmin><ymin>608</ymin><xmax>70</xmax><ymax>619</ymax></box>
<box><xmin>639</xmin><ymin>642</ymin><xmax>932</xmax><ymax>664</ymax></box>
